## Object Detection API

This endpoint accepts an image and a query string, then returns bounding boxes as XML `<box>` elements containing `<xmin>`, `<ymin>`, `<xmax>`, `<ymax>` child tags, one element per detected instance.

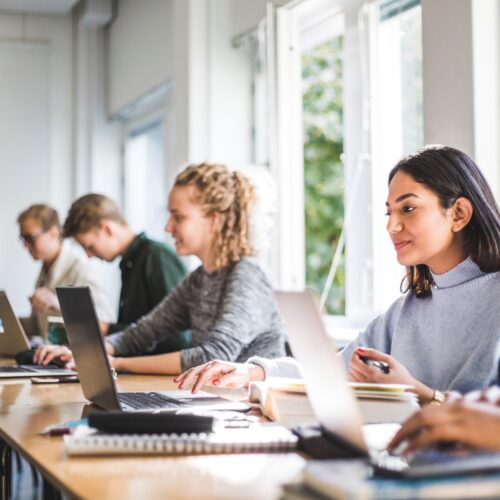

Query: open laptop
<box><xmin>56</xmin><ymin>286</ymin><xmax>249</xmax><ymax>413</ymax></box>
<box><xmin>275</xmin><ymin>291</ymin><xmax>500</xmax><ymax>478</ymax></box>
<box><xmin>0</xmin><ymin>291</ymin><xmax>77</xmax><ymax>378</ymax></box>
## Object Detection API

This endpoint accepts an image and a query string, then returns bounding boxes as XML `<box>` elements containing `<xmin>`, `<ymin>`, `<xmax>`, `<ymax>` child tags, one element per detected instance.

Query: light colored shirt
<box><xmin>31</xmin><ymin>239</ymin><xmax>114</xmax><ymax>335</ymax></box>
<box><xmin>249</xmin><ymin>257</ymin><xmax>500</xmax><ymax>393</ymax></box>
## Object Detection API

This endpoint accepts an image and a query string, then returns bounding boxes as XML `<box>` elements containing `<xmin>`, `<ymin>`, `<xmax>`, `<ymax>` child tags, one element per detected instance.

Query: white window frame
<box><xmin>268</xmin><ymin>0</ymin><xmax>376</xmax><ymax>330</ymax></box>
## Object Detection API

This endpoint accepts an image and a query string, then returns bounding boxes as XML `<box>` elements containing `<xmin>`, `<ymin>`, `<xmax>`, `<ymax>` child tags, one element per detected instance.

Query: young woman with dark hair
<box><xmin>176</xmin><ymin>146</ymin><xmax>500</xmax><ymax>404</ymax></box>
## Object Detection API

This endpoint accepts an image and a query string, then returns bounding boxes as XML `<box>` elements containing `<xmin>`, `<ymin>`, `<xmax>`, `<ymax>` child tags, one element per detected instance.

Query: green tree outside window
<box><xmin>302</xmin><ymin>36</ymin><xmax>345</xmax><ymax>315</ymax></box>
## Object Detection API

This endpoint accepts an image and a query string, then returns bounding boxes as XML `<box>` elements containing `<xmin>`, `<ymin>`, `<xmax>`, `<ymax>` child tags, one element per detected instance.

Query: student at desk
<box><xmin>61</xmin><ymin>193</ymin><xmax>188</xmax><ymax>350</ymax></box>
<box><xmin>176</xmin><ymin>146</ymin><xmax>500</xmax><ymax>404</ymax></box>
<box><xmin>17</xmin><ymin>203</ymin><xmax>114</xmax><ymax>337</ymax></box>
<box><xmin>36</xmin><ymin>163</ymin><xmax>286</xmax><ymax>373</ymax></box>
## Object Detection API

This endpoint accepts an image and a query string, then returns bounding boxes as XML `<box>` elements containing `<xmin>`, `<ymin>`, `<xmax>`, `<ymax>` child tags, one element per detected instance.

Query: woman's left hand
<box><xmin>349</xmin><ymin>347</ymin><xmax>434</xmax><ymax>404</ymax></box>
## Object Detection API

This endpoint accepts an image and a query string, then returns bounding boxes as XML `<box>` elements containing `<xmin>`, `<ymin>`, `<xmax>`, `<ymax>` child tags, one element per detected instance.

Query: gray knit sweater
<box><xmin>250</xmin><ymin>257</ymin><xmax>500</xmax><ymax>393</ymax></box>
<box><xmin>107</xmin><ymin>257</ymin><xmax>285</xmax><ymax>370</ymax></box>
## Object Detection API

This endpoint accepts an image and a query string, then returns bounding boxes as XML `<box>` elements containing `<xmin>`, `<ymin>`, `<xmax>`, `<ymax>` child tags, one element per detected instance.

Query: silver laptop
<box><xmin>275</xmin><ymin>291</ymin><xmax>500</xmax><ymax>478</ymax></box>
<box><xmin>56</xmin><ymin>286</ymin><xmax>249</xmax><ymax>413</ymax></box>
<box><xmin>0</xmin><ymin>291</ymin><xmax>77</xmax><ymax>378</ymax></box>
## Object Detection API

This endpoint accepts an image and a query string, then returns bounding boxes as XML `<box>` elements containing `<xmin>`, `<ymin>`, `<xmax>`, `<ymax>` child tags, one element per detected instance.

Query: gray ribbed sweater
<box><xmin>107</xmin><ymin>257</ymin><xmax>285</xmax><ymax>370</ymax></box>
<box><xmin>250</xmin><ymin>257</ymin><xmax>500</xmax><ymax>393</ymax></box>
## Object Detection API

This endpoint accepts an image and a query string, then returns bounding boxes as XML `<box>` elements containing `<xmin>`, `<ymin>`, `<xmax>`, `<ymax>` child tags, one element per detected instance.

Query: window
<box><xmin>266</xmin><ymin>0</ymin><xmax>423</xmax><ymax>334</ymax></box>
<box><xmin>301</xmin><ymin>26</ymin><xmax>345</xmax><ymax>315</ymax></box>
<box><xmin>368</xmin><ymin>0</ymin><xmax>424</xmax><ymax>312</ymax></box>
<box><xmin>123</xmin><ymin>119</ymin><xmax>168</xmax><ymax>241</ymax></box>
<box><xmin>267</xmin><ymin>1</ymin><xmax>345</xmax><ymax>304</ymax></box>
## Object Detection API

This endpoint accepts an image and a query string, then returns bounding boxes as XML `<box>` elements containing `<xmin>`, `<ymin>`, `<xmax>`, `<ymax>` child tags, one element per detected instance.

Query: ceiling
<box><xmin>0</xmin><ymin>0</ymin><xmax>79</xmax><ymax>15</ymax></box>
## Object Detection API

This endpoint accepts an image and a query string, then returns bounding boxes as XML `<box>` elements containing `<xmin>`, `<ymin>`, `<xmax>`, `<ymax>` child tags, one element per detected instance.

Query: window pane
<box><xmin>123</xmin><ymin>120</ymin><xmax>167</xmax><ymax>241</ymax></box>
<box><xmin>302</xmin><ymin>36</ymin><xmax>344</xmax><ymax>315</ymax></box>
<box><xmin>371</xmin><ymin>1</ymin><xmax>423</xmax><ymax>312</ymax></box>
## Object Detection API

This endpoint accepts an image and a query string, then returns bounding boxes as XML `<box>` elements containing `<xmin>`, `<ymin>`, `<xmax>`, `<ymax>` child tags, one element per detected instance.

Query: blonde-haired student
<box><xmin>176</xmin><ymin>146</ymin><xmax>500</xmax><ymax>403</ymax></box>
<box><xmin>36</xmin><ymin>163</ymin><xmax>285</xmax><ymax>373</ymax></box>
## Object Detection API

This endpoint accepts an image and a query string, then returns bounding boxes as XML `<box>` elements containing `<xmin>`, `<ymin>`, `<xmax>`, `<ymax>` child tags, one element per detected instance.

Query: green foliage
<box><xmin>302</xmin><ymin>37</ymin><xmax>345</xmax><ymax>315</ymax></box>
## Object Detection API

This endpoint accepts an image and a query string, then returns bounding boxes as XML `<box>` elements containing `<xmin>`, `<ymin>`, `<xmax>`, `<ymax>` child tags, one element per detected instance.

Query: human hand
<box><xmin>34</xmin><ymin>345</ymin><xmax>75</xmax><ymax>370</ymax></box>
<box><xmin>30</xmin><ymin>287</ymin><xmax>59</xmax><ymax>313</ymax></box>
<box><xmin>388</xmin><ymin>400</ymin><xmax>500</xmax><ymax>453</ymax></box>
<box><xmin>173</xmin><ymin>360</ymin><xmax>265</xmax><ymax>394</ymax></box>
<box><xmin>348</xmin><ymin>347</ymin><xmax>434</xmax><ymax>403</ymax></box>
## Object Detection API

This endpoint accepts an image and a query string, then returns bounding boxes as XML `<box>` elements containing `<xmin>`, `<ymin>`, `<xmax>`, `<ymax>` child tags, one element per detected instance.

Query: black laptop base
<box><xmin>293</xmin><ymin>424</ymin><xmax>368</xmax><ymax>460</ymax></box>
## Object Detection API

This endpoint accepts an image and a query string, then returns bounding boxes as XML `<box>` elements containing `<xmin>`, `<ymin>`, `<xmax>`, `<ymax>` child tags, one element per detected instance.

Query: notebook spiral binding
<box><xmin>64</xmin><ymin>426</ymin><xmax>298</xmax><ymax>456</ymax></box>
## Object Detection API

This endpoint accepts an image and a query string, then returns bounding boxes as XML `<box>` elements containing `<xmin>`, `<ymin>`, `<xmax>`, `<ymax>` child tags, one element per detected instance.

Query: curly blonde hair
<box><xmin>174</xmin><ymin>163</ymin><xmax>255</xmax><ymax>270</ymax></box>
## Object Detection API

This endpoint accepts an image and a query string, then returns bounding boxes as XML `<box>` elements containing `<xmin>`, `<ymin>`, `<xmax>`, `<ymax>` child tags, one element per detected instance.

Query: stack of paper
<box><xmin>248</xmin><ymin>378</ymin><xmax>317</xmax><ymax>429</ymax></box>
<box><xmin>351</xmin><ymin>382</ymin><xmax>419</xmax><ymax>424</ymax></box>
<box><xmin>248</xmin><ymin>379</ymin><xmax>418</xmax><ymax>427</ymax></box>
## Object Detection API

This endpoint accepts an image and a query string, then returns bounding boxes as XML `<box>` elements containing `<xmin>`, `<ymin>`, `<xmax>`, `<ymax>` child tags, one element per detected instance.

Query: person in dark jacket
<box><xmin>62</xmin><ymin>193</ymin><xmax>189</xmax><ymax>352</ymax></box>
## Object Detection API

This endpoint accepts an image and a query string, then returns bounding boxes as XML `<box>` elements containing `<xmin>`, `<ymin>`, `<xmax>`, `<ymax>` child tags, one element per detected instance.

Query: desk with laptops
<box><xmin>1</xmin><ymin>288</ymin><xmax>499</xmax><ymax>499</ymax></box>
<box><xmin>0</xmin><ymin>375</ymin><xmax>305</xmax><ymax>499</ymax></box>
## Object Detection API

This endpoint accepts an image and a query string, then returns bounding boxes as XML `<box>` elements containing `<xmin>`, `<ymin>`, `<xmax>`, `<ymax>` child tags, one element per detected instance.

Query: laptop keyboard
<box><xmin>373</xmin><ymin>450</ymin><xmax>408</xmax><ymax>475</ymax></box>
<box><xmin>118</xmin><ymin>392</ymin><xmax>184</xmax><ymax>410</ymax></box>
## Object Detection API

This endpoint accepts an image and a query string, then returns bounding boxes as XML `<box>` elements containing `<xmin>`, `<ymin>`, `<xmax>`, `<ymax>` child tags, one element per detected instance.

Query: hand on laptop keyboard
<box><xmin>388</xmin><ymin>399</ymin><xmax>500</xmax><ymax>454</ymax></box>
<box><xmin>32</xmin><ymin>345</ymin><xmax>75</xmax><ymax>370</ymax></box>
<box><xmin>14</xmin><ymin>349</ymin><xmax>69</xmax><ymax>370</ymax></box>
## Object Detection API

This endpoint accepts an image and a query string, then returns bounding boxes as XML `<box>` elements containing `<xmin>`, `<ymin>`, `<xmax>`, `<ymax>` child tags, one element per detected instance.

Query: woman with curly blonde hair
<box><xmin>37</xmin><ymin>163</ymin><xmax>285</xmax><ymax>374</ymax></box>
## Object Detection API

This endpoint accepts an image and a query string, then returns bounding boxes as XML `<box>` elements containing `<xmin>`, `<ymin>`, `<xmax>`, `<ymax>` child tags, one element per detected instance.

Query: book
<box><xmin>248</xmin><ymin>379</ymin><xmax>318</xmax><ymax>429</ymax></box>
<box><xmin>302</xmin><ymin>459</ymin><xmax>500</xmax><ymax>499</ymax></box>
<box><xmin>63</xmin><ymin>423</ymin><xmax>298</xmax><ymax>456</ymax></box>
<box><xmin>248</xmin><ymin>378</ymin><xmax>419</xmax><ymax>427</ymax></box>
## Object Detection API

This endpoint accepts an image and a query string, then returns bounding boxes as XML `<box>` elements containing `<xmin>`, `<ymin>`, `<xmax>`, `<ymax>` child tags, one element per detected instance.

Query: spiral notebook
<box><xmin>64</xmin><ymin>424</ymin><xmax>298</xmax><ymax>456</ymax></box>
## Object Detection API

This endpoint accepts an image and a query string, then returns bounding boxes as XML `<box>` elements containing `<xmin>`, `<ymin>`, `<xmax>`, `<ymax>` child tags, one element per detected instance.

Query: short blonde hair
<box><xmin>63</xmin><ymin>194</ymin><xmax>127</xmax><ymax>237</ymax></box>
<box><xmin>174</xmin><ymin>163</ymin><xmax>255</xmax><ymax>270</ymax></box>
<box><xmin>17</xmin><ymin>204</ymin><xmax>61</xmax><ymax>232</ymax></box>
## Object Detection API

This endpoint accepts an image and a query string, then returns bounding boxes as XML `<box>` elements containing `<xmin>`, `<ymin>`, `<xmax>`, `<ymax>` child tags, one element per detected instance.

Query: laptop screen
<box><xmin>56</xmin><ymin>287</ymin><xmax>120</xmax><ymax>410</ymax></box>
<box><xmin>0</xmin><ymin>291</ymin><xmax>30</xmax><ymax>356</ymax></box>
<box><xmin>275</xmin><ymin>291</ymin><xmax>368</xmax><ymax>454</ymax></box>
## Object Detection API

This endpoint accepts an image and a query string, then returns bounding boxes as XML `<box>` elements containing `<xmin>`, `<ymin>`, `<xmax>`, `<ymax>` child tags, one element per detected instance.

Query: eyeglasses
<box><xmin>19</xmin><ymin>231</ymin><xmax>46</xmax><ymax>246</ymax></box>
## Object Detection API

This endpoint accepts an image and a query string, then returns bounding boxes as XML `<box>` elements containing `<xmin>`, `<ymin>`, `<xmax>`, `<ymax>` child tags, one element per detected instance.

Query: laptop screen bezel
<box><xmin>56</xmin><ymin>286</ymin><xmax>121</xmax><ymax>411</ymax></box>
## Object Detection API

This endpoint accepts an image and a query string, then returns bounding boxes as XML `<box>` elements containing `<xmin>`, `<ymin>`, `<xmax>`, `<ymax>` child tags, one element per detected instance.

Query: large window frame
<box><xmin>268</xmin><ymin>0</ymin><xmax>424</xmax><ymax>338</ymax></box>
<box><xmin>269</xmin><ymin>0</ymin><xmax>374</xmax><ymax>328</ymax></box>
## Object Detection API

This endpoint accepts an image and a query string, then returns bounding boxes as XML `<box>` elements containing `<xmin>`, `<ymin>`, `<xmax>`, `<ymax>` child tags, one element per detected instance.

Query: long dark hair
<box><xmin>388</xmin><ymin>145</ymin><xmax>500</xmax><ymax>298</ymax></box>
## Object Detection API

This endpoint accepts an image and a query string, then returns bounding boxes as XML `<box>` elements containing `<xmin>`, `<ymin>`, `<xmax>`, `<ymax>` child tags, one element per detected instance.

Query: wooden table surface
<box><xmin>0</xmin><ymin>375</ymin><xmax>305</xmax><ymax>499</ymax></box>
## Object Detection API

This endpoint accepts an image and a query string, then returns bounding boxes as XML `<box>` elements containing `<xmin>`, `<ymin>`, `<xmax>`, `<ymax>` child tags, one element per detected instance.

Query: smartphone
<box><xmin>358</xmin><ymin>354</ymin><xmax>390</xmax><ymax>374</ymax></box>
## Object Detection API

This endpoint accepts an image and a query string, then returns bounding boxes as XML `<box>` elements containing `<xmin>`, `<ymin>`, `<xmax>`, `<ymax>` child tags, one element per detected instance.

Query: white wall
<box><xmin>107</xmin><ymin>0</ymin><xmax>174</xmax><ymax>116</ymax></box>
<box><xmin>422</xmin><ymin>0</ymin><xmax>500</xmax><ymax>198</ymax></box>
<box><xmin>206</xmin><ymin>0</ymin><xmax>260</xmax><ymax>167</ymax></box>
<box><xmin>0</xmin><ymin>7</ymin><xmax>122</xmax><ymax>316</ymax></box>
<box><xmin>472</xmin><ymin>0</ymin><xmax>500</xmax><ymax>199</ymax></box>
<box><xmin>108</xmin><ymin>0</ymin><xmax>266</xmax><ymax>173</ymax></box>
<box><xmin>0</xmin><ymin>11</ymin><xmax>73</xmax><ymax>314</ymax></box>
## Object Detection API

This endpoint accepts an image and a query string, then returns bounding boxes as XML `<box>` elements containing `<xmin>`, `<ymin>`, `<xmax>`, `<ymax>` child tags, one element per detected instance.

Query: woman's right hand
<box><xmin>34</xmin><ymin>345</ymin><xmax>75</xmax><ymax>370</ymax></box>
<box><xmin>388</xmin><ymin>400</ymin><xmax>500</xmax><ymax>453</ymax></box>
<box><xmin>174</xmin><ymin>360</ymin><xmax>265</xmax><ymax>394</ymax></box>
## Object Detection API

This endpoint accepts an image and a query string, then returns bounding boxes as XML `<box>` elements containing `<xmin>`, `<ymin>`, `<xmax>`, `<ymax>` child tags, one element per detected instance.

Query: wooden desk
<box><xmin>0</xmin><ymin>376</ymin><xmax>305</xmax><ymax>499</ymax></box>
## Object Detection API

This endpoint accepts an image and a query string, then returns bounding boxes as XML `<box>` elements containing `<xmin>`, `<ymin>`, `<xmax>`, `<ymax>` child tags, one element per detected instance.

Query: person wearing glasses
<box><xmin>17</xmin><ymin>203</ymin><xmax>114</xmax><ymax>337</ymax></box>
